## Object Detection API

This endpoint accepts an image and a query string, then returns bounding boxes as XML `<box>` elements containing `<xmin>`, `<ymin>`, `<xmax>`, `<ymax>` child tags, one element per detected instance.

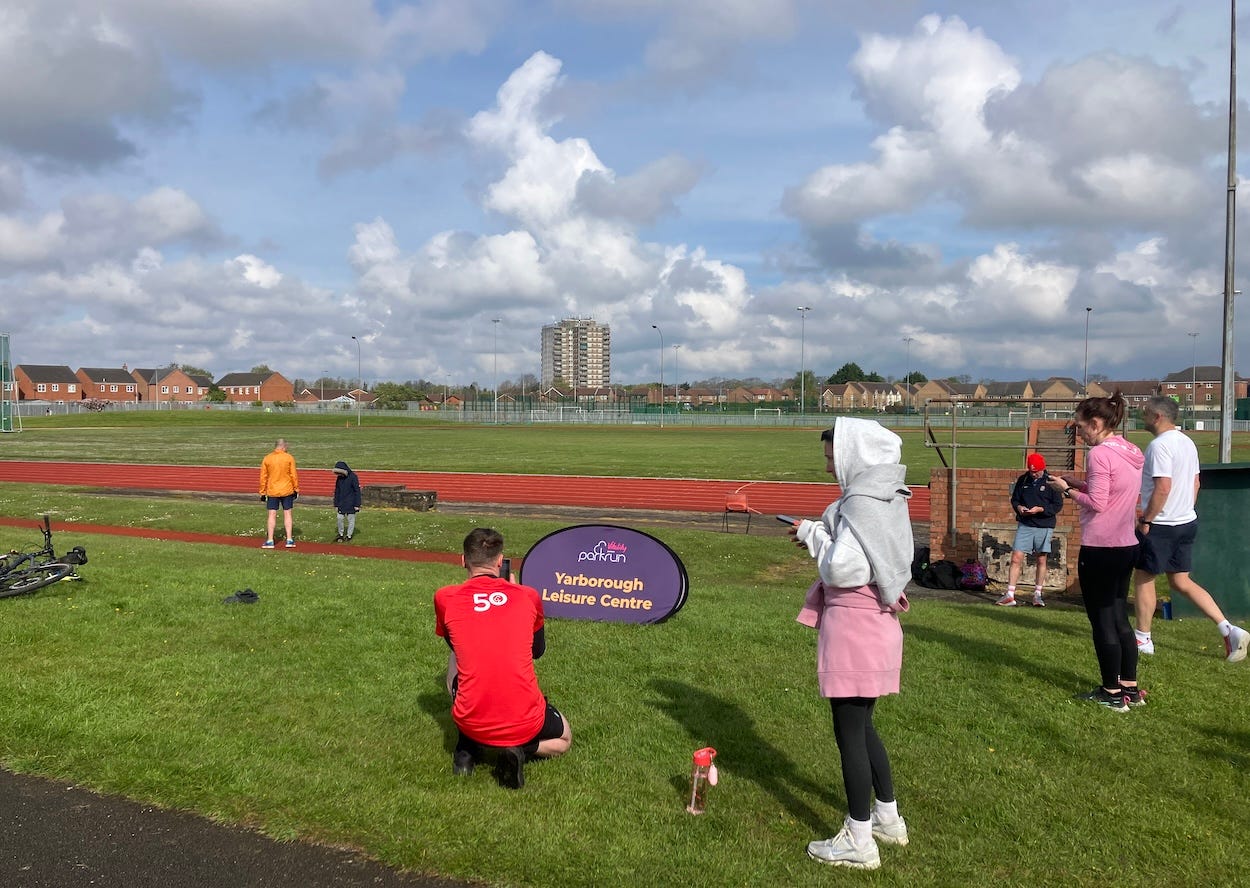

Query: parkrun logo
<box><xmin>577</xmin><ymin>540</ymin><xmax>627</xmax><ymax>563</ymax></box>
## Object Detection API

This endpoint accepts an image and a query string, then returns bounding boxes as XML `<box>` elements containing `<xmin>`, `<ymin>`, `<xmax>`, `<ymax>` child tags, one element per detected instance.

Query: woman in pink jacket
<box><xmin>792</xmin><ymin>418</ymin><xmax>913</xmax><ymax>871</ymax></box>
<box><xmin>1047</xmin><ymin>391</ymin><xmax>1144</xmax><ymax>712</ymax></box>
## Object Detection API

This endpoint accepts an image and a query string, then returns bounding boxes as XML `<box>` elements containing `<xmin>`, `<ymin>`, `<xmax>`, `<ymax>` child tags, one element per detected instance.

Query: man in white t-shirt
<box><xmin>1133</xmin><ymin>396</ymin><xmax>1249</xmax><ymax>664</ymax></box>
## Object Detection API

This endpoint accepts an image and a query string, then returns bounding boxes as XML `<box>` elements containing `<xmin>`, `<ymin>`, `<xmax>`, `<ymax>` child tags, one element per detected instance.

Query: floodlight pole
<box><xmin>673</xmin><ymin>344</ymin><xmax>681</xmax><ymax>413</ymax></box>
<box><xmin>492</xmin><ymin>318</ymin><xmax>501</xmax><ymax>423</ymax></box>
<box><xmin>797</xmin><ymin>306</ymin><xmax>811</xmax><ymax>413</ymax></box>
<box><xmin>1082</xmin><ymin>307</ymin><xmax>1092</xmax><ymax>394</ymax></box>
<box><xmin>652</xmin><ymin>324</ymin><xmax>664</xmax><ymax>428</ymax></box>
<box><xmin>1189</xmin><ymin>332</ymin><xmax>1199</xmax><ymax>427</ymax></box>
<box><xmin>1219</xmin><ymin>0</ymin><xmax>1238</xmax><ymax>462</ymax></box>
<box><xmin>351</xmin><ymin>335</ymin><xmax>361</xmax><ymax>427</ymax></box>
<box><xmin>904</xmin><ymin>336</ymin><xmax>914</xmax><ymax>413</ymax></box>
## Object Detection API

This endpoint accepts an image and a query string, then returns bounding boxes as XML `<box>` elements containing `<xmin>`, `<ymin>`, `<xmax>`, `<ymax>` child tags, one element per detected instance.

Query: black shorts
<box><xmin>1136</xmin><ymin>519</ymin><xmax>1197</xmax><ymax>575</ymax></box>
<box><xmin>526</xmin><ymin>700</ymin><xmax>566</xmax><ymax>745</ymax></box>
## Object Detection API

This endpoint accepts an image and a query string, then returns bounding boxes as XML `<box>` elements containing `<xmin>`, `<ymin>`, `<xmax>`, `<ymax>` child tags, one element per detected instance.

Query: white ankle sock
<box><xmin>1033</xmin><ymin>586</ymin><xmax>1043</xmax><ymax>595</ymax></box>
<box><xmin>1005</xmin><ymin>585</ymin><xmax>1016</xmax><ymax>595</ymax></box>
<box><xmin>1218</xmin><ymin>620</ymin><xmax>1232</xmax><ymax>637</ymax></box>
<box><xmin>874</xmin><ymin>799</ymin><xmax>899</xmax><ymax>821</ymax></box>
<box><xmin>846</xmin><ymin>816</ymin><xmax>873</xmax><ymax>845</ymax></box>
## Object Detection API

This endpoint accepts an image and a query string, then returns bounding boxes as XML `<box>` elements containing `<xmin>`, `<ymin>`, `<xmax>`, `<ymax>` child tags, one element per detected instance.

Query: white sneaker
<box><xmin>807</xmin><ymin>821</ymin><xmax>880</xmax><ymax>870</ymax></box>
<box><xmin>871</xmin><ymin>813</ymin><xmax>909</xmax><ymax>846</ymax></box>
<box><xmin>1031</xmin><ymin>593</ymin><xmax>1045</xmax><ymax>608</ymax></box>
<box><xmin>995</xmin><ymin>594</ymin><xmax>1017</xmax><ymax>607</ymax></box>
<box><xmin>1136</xmin><ymin>635</ymin><xmax>1154</xmax><ymax>655</ymax></box>
<box><xmin>1225</xmin><ymin>625</ymin><xmax>1249</xmax><ymax>663</ymax></box>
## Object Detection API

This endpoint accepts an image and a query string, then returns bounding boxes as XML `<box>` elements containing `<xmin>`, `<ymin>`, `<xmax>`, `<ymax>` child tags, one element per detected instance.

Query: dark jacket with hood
<box><xmin>333</xmin><ymin>461</ymin><xmax>361</xmax><ymax>513</ymax></box>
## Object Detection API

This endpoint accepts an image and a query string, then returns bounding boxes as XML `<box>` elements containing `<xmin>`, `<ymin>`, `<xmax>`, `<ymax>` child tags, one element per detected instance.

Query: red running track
<box><xmin>0</xmin><ymin>461</ymin><xmax>931</xmax><ymax>522</ymax></box>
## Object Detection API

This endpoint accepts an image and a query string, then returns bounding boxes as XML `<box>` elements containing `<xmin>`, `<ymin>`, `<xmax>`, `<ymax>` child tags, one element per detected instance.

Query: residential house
<box><xmin>1159</xmin><ymin>366</ymin><xmax>1249</xmax><ymax>412</ymax></box>
<box><xmin>981</xmin><ymin>381</ymin><xmax>1035</xmax><ymax>402</ymax></box>
<box><xmin>1029</xmin><ymin>377</ymin><xmax>1082</xmax><ymax>403</ymax></box>
<box><xmin>76</xmin><ymin>367</ymin><xmax>140</xmax><ymax>403</ymax></box>
<box><xmin>294</xmin><ymin>386</ymin><xmax>355</xmax><ymax>405</ymax></box>
<box><xmin>131</xmin><ymin>366</ymin><xmax>203</xmax><ymax>403</ymax></box>
<box><xmin>215</xmin><ymin>371</ymin><xmax>295</xmax><ymax>404</ymax></box>
<box><xmin>858</xmin><ymin>381</ymin><xmax>902</xmax><ymax>411</ymax></box>
<box><xmin>14</xmin><ymin>364</ymin><xmax>81</xmax><ymax>402</ymax></box>
<box><xmin>1086</xmin><ymin>380</ymin><xmax>1160</xmax><ymax>407</ymax></box>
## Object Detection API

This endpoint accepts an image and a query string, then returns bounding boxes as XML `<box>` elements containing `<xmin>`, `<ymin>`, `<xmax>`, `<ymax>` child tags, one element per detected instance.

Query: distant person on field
<box><xmin>997</xmin><ymin>453</ymin><xmax>1063</xmax><ymax>608</ymax></box>
<box><xmin>332</xmin><ymin>461</ymin><xmax>361</xmax><ymax>542</ymax></box>
<box><xmin>434</xmin><ymin>528</ymin><xmax>571</xmax><ymax>789</ymax></box>
<box><xmin>258</xmin><ymin>438</ymin><xmax>299</xmax><ymax>549</ymax></box>
<box><xmin>1132</xmin><ymin>395</ymin><xmax>1249</xmax><ymax>662</ymax></box>
<box><xmin>792</xmin><ymin>418</ymin><xmax>912</xmax><ymax>871</ymax></box>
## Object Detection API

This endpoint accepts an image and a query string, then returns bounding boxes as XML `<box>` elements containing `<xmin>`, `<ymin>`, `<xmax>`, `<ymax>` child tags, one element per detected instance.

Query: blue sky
<box><xmin>0</xmin><ymin>1</ymin><xmax>1246</xmax><ymax>390</ymax></box>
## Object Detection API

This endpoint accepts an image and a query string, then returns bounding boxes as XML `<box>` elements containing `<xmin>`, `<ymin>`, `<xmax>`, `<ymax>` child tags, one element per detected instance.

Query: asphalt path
<box><xmin>0</xmin><ymin>769</ymin><xmax>474</xmax><ymax>888</ymax></box>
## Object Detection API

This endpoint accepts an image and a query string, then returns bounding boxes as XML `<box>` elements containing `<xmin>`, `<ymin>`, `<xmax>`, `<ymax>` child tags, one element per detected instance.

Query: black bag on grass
<box><xmin>919</xmin><ymin>560</ymin><xmax>962</xmax><ymax>590</ymax></box>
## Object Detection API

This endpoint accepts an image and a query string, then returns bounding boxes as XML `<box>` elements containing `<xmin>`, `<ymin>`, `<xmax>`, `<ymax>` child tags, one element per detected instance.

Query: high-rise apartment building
<box><xmin>541</xmin><ymin>318</ymin><xmax>611</xmax><ymax>390</ymax></box>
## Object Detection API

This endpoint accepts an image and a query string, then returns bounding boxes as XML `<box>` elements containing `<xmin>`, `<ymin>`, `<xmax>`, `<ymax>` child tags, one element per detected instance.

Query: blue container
<box><xmin>1161</xmin><ymin>600</ymin><xmax>1173</xmax><ymax>620</ymax></box>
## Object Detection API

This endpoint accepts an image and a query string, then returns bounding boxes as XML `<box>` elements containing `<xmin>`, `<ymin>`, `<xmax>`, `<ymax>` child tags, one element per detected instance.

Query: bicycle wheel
<box><xmin>0</xmin><ymin>563</ymin><xmax>74</xmax><ymax>598</ymax></box>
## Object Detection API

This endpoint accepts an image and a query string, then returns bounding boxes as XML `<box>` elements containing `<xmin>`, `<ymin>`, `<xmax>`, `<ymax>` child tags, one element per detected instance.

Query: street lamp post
<box><xmin>1083</xmin><ymin>307</ymin><xmax>1093</xmax><ymax>394</ymax></box>
<box><xmin>797</xmin><ymin>306</ymin><xmax>811</xmax><ymax>413</ymax></box>
<box><xmin>903</xmin><ymin>336</ymin><xmax>914</xmax><ymax>413</ymax></box>
<box><xmin>351</xmin><ymin>335</ymin><xmax>361</xmax><ymax>427</ymax></box>
<box><xmin>492</xmin><ymin>318</ymin><xmax>501</xmax><ymax>423</ymax></box>
<box><xmin>651</xmin><ymin>324</ymin><xmax>664</xmax><ymax>428</ymax></box>
<box><xmin>673</xmin><ymin>344</ymin><xmax>681</xmax><ymax>413</ymax></box>
<box><xmin>320</xmin><ymin>370</ymin><xmax>326</xmax><ymax>406</ymax></box>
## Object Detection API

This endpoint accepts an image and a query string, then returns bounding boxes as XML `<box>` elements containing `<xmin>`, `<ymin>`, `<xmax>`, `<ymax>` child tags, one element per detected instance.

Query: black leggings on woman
<box><xmin>829</xmin><ymin>697</ymin><xmax>895</xmax><ymax>822</ymax></box>
<box><xmin>1077</xmin><ymin>544</ymin><xmax>1140</xmax><ymax>688</ymax></box>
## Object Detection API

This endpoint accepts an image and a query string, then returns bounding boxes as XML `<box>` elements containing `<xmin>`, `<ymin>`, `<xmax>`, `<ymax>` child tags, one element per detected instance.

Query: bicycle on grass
<box><xmin>0</xmin><ymin>515</ymin><xmax>88</xmax><ymax>598</ymax></box>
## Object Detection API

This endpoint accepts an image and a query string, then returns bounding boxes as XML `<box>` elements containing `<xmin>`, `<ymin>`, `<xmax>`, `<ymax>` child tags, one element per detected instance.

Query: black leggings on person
<box><xmin>829</xmin><ymin>697</ymin><xmax>895</xmax><ymax>822</ymax></box>
<box><xmin>1077</xmin><ymin>544</ymin><xmax>1140</xmax><ymax>688</ymax></box>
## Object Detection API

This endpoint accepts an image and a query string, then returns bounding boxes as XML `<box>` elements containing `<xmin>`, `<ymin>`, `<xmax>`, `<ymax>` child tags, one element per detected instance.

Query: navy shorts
<box><xmin>265</xmin><ymin>494</ymin><xmax>296</xmax><ymax>511</ymax></box>
<box><xmin>1136</xmin><ymin>519</ymin><xmax>1197</xmax><ymax>575</ymax></box>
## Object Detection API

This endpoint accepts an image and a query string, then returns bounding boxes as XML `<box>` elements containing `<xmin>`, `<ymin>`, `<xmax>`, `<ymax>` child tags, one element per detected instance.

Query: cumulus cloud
<box><xmin>784</xmin><ymin>14</ymin><xmax>1223</xmax><ymax>235</ymax></box>
<box><xmin>574</xmin><ymin>154</ymin><xmax>704</xmax><ymax>225</ymax></box>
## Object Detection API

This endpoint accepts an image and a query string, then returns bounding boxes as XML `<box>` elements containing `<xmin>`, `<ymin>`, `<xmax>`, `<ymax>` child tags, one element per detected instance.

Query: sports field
<box><xmin>0</xmin><ymin>416</ymin><xmax>1247</xmax><ymax>887</ymax></box>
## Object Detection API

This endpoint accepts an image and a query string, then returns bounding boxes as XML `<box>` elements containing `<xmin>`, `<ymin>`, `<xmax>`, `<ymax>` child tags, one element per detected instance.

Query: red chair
<box><xmin>723</xmin><ymin>487</ymin><xmax>759</xmax><ymax>533</ymax></box>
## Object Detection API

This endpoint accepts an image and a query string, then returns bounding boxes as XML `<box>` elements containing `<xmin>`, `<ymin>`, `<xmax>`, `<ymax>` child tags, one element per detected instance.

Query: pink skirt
<box><xmin>799</xmin><ymin>583</ymin><xmax>905</xmax><ymax>699</ymax></box>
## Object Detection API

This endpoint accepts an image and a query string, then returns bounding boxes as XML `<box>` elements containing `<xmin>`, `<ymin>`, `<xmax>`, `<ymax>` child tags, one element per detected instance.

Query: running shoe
<box><xmin>807</xmin><ymin>820</ymin><xmax>881</xmax><ymax>870</ymax></box>
<box><xmin>1121</xmin><ymin>686</ymin><xmax>1147</xmax><ymax>707</ymax></box>
<box><xmin>261</xmin><ymin>540</ymin><xmax>275</xmax><ymax>549</ymax></box>
<box><xmin>870</xmin><ymin>814</ymin><xmax>909</xmax><ymax>846</ymax></box>
<box><xmin>1226</xmin><ymin>625</ymin><xmax>1249</xmax><ymax>663</ymax></box>
<box><xmin>995</xmin><ymin>594</ymin><xmax>1017</xmax><ymax>607</ymax></box>
<box><xmin>1080</xmin><ymin>687</ymin><xmax>1129</xmax><ymax>712</ymax></box>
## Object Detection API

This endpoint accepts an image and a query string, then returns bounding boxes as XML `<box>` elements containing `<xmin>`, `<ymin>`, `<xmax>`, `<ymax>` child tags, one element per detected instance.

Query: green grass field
<box><xmin>1</xmin><ymin>418</ymin><xmax>1248</xmax><ymax>886</ymax></box>
<box><xmin>9</xmin><ymin>410</ymin><xmax>1245</xmax><ymax>486</ymax></box>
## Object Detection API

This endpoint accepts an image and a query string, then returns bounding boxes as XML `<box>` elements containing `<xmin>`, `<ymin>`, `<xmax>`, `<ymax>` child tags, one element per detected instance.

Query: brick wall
<box><xmin>928</xmin><ymin>467</ymin><xmax>1085</xmax><ymax>592</ymax></box>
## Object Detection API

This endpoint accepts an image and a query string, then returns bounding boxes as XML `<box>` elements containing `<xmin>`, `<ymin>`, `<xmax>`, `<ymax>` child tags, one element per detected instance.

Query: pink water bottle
<box><xmin>686</xmin><ymin>747</ymin><xmax>719</xmax><ymax>814</ymax></box>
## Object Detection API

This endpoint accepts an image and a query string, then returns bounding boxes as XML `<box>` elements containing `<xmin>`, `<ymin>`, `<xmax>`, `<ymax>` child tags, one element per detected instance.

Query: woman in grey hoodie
<box><xmin>793</xmin><ymin>418</ymin><xmax>913</xmax><ymax>871</ymax></box>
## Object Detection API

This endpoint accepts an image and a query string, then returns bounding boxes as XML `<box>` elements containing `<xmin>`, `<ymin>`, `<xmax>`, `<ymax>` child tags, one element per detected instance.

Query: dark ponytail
<box><xmin>1074</xmin><ymin>389</ymin><xmax>1126</xmax><ymax>430</ymax></box>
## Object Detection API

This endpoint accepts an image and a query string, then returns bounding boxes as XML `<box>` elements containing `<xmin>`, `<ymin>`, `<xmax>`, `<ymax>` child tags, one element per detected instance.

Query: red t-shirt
<box><xmin>434</xmin><ymin>575</ymin><xmax>546</xmax><ymax>747</ymax></box>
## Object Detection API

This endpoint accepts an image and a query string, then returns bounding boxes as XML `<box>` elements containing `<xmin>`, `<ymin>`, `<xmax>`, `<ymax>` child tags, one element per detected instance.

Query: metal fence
<box><xmin>12</xmin><ymin>399</ymin><xmax>1250</xmax><ymax>432</ymax></box>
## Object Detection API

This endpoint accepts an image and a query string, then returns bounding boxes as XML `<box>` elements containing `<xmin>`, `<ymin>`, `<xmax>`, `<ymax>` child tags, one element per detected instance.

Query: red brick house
<box><xmin>14</xmin><ymin>365</ymin><xmax>82</xmax><ymax>401</ymax></box>
<box><xmin>131</xmin><ymin>366</ymin><xmax>205</xmax><ymax>403</ymax></box>
<box><xmin>76</xmin><ymin>367</ymin><xmax>140</xmax><ymax>403</ymax></box>
<box><xmin>215</xmin><ymin>371</ymin><xmax>295</xmax><ymax>404</ymax></box>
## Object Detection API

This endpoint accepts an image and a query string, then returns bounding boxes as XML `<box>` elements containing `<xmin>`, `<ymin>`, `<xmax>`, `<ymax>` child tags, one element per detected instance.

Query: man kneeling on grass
<box><xmin>434</xmin><ymin>528</ymin><xmax>572</xmax><ymax>788</ymax></box>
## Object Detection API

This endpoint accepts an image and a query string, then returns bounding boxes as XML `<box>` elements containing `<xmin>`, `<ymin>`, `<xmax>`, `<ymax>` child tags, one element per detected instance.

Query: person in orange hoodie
<box><xmin>258</xmin><ymin>438</ymin><xmax>299</xmax><ymax>549</ymax></box>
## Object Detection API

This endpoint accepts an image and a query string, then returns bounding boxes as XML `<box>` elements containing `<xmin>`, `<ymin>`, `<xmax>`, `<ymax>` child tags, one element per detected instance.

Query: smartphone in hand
<box><xmin>776</xmin><ymin>515</ymin><xmax>800</xmax><ymax>526</ymax></box>
<box><xmin>501</xmin><ymin>558</ymin><xmax>511</xmax><ymax>580</ymax></box>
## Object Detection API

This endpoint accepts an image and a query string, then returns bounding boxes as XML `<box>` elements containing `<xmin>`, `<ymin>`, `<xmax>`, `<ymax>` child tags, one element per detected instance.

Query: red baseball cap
<box><xmin>1026</xmin><ymin>453</ymin><xmax>1046</xmax><ymax>471</ymax></box>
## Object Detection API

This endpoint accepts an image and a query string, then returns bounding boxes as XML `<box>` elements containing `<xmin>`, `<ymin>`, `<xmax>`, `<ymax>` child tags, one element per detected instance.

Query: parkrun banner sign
<box><xmin>520</xmin><ymin>524</ymin><xmax>688</xmax><ymax>624</ymax></box>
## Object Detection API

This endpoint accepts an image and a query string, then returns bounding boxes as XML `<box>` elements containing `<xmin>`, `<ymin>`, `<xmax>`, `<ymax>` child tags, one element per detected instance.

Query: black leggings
<box><xmin>1077</xmin><ymin>544</ymin><xmax>1139</xmax><ymax>688</ymax></box>
<box><xmin>829</xmin><ymin>697</ymin><xmax>895</xmax><ymax>822</ymax></box>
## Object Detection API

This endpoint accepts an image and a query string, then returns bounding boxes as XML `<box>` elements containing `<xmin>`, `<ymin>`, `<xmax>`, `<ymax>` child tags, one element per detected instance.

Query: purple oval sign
<box><xmin>519</xmin><ymin>524</ymin><xmax>688</xmax><ymax>624</ymax></box>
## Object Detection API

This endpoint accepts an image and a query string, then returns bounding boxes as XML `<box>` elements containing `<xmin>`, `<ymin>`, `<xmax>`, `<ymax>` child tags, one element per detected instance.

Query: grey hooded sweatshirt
<box><xmin>796</xmin><ymin>417</ymin><xmax>914</xmax><ymax>608</ymax></box>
